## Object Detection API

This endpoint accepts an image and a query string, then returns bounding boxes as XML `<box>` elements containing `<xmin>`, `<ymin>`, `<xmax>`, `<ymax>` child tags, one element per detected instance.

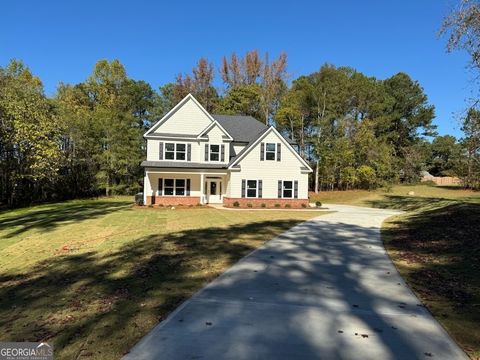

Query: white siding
<box><xmin>146</xmin><ymin>123</ymin><xmax>230</xmax><ymax>164</ymax></box>
<box><xmin>232</xmin><ymin>144</ymin><xmax>246</xmax><ymax>157</ymax></box>
<box><xmin>229</xmin><ymin>131</ymin><xmax>309</xmax><ymax>199</ymax></box>
<box><xmin>153</xmin><ymin>98</ymin><xmax>213</xmax><ymax>135</ymax></box>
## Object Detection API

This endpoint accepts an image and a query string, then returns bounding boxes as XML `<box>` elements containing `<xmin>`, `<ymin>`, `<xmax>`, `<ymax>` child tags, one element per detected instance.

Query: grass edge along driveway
<box><xmin>0</xmin><ymin>197</ymin><xmax>328</xmax><ymax>360</ymax></box>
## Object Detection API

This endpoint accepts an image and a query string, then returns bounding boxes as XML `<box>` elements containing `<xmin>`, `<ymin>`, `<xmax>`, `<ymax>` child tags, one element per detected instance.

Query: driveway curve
<box><xmin>124</xmin><ymin>204</ymin><xmax>468</xmax><ymax>360</ymax></box>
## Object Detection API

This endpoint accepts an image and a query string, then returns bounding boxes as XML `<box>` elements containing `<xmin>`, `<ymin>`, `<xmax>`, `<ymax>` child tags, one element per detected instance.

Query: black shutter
<box><xmin>278</xmin><ymin>180</ymin><xmax>282</xmax><ymax>198</ymax></box>
<box><xmin>158</xmin><ymin>178</ymin><xmax>163</xmax><ymax>196</ymax></box>
<box><xmin>277</xmin><ymin>143</ymin><xmax>281</xmax><ymax>161</ymax></box>
<box><xmin>205</xmin><ymin>144</ymin><xmax>209</xmax><ymax>161</ymax></box>
<box><xmin>241</xmin><ymin>179</ymin><xmax>246</xmax><ymax>198</ymax></box>
<box><xmin>186</xmin><ymin>179</ymin><xmax>191</xmax><ymax>196</ymax></box>
<box><xmin>187</xmin><ymin>144</ymin><xmax>191</xmax><ymax>161</ymax></box>
<box><xmin>294</xmin><ymin>180</ymin><xmax>298</xmax><ymax>199</ymax></box>
<box><xmin>260</xmin><ymin>142</ymin><xmax>264</xmax><ymax>161</ymax></box>
<box><xmin>258</xmin><ymin>180</ymin><xmax>262</xmax><ymax>198</ymax></box>
<box><xmin>221</xmin><ymin>144</ymin><xmax>225</xmax><ymax>162</ymax></box>
<box><xmin>159</xmin><ymin>142</ymin><xmax>164</xmax><ymax>160</ymax></box>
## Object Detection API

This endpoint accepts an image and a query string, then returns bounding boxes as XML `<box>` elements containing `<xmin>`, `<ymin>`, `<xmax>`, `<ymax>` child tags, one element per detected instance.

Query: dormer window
<box><xmin>210</xmin><ymin>145</ymin><xmax>220</xmax><ymax>161</ymax></box>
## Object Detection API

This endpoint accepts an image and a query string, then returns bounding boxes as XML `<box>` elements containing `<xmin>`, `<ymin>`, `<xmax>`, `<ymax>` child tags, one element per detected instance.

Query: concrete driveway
<box><xmin>124</xmin><ymin>204</ymin><xmax>468</xmax><ymax>360</ymax></box>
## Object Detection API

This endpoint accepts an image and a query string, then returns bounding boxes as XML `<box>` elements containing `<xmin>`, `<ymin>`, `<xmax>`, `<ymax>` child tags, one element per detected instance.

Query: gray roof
<box><xmin>213</xmin><ymin>115</ymin><xmax>268</xmax><ymax>143</ymax></box>
<box><xmin>227</xmin><ymin>127</ymin><xmax>270</xmax><ymax>166</ymax></box>
<box><xmin>141</xmin><ymin>161</ymin><xmax>227</xmax><ymax>169</ymax></box>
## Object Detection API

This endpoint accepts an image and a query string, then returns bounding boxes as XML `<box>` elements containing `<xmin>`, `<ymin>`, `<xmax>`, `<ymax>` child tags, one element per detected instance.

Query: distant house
<box><xmin>141</xmin><ymin>94</ymin><xmax>312</xmax><ymax>207</ymax></box>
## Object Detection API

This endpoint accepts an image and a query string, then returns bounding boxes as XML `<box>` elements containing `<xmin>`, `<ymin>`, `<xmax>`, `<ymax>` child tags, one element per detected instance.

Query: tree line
<box><xmin>0</xmin><ymin>45</ymin><xmax>478</xmax><ymax>207</ymax></box>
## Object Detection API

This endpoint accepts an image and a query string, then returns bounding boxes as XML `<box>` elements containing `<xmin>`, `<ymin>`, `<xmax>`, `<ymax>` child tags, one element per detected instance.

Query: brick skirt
<box><xmin>146</xmin><ymin>196</ymin><xmax>201</xmax><ymax>206</ymax></box>
<box><xmin>223</xmin><ymin>197</ymin><xmax>308</xmax><ymax>208</ymax></box>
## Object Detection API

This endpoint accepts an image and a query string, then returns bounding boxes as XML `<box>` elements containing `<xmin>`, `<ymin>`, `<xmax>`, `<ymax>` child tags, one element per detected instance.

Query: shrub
<box><xmin>261</xmin><ymin>203</ymin><xmax>266</xmax><ymax>208</ymax></box>
<box><xmin>285</xmin><ymin>203</ymin><xmax>291</xmax><ymax>208</ymax></box>
<box><xmin>357</xmin><ymin>165</ymin><xmax>377</xmax><ymax>190</ymax></box>
<box><xmin>420</xmin><ymin>180</ymin><xmax>437</xmax><ymax>186</ymax></box>
<box><xmin>274</xmin><ymin>203</ymin><xmax>281</xmax><ymax>208</ymax></box>
<box><xmin>247</xmin><ymin>203</ymin><xmax>253</xmax><ymax>208</ymax></box>
<box><xmin>315</xmin><ymin>201</ymin><xmax>322</xmax><ymax>208</ymax></box>
<box><xmin>301</xmin><ymin>203</ymin><xmax>307</xmax><ymax>208</ymax></box>
<box><xmin>233</xmin><ymin>201</ymin><xmax>240</xmax><ymax>207</ymax></box>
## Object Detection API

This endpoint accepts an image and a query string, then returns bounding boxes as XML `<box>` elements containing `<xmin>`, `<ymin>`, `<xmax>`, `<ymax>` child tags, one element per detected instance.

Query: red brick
<box><xmin>223</xmin><ymin>197</ymin><xmax>308</xmax><ymax>209</ymax></box>
<box><xmin>146</xmin><ymin>196</ymin><xmax>201</xmax><ymax>206</ymax></box>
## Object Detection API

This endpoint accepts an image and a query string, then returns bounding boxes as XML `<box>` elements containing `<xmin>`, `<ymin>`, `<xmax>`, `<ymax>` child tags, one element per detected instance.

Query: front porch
<box><xmin>143</xmin><ymin>169</ymin><xmax>228</xmax><ymax>206</ymax></box>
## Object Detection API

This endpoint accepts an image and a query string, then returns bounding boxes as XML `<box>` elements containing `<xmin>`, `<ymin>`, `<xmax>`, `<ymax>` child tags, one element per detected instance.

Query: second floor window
<box><xmin>265</xmin><ymin>143</ymin><xmax>276</xmax><ymax>160</ymax></box>
<box><xmin>210</xmin><ymin>145</ymin><xmax>220</xmax><ymax>161</ymax></box>
<box><xmin>165</xmin><ymin>143</ymin><xmax>186</xmax><ymax>160</ymax></box>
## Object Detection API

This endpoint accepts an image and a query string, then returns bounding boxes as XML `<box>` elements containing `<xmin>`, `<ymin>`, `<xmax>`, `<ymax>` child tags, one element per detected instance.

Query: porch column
<box><xmin>143</xmin><ymin>171</ymin><xmax>149</xmax><ymax>205</ymax></box>
<box><xmin>200</xmin><ymin>173</ymin><xmax>205</xmax><ymax>204</ymax></box>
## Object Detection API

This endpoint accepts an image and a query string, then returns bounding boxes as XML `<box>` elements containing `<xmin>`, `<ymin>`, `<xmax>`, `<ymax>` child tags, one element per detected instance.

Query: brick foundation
<box><xmin>146</xmin><ymin>196</ymin><xmax>201</xmax><ymax>206</ymax></box>
<box><xmin>223</xmin><ymin>197</ymin><xmax>308</xmax><ymax>209</ymax></box>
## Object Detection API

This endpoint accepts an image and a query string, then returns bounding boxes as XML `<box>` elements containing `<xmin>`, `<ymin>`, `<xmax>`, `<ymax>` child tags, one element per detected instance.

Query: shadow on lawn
<box><xmin>0</xmin><ymin>219</ymin><xmax>302</xmax><ymax>359</ymax></box>
<box><xmin>0</xmin><ymin>201</ymin><xmax>132</xmax><ymax>238</ymax></box>
<box><xmin>367</xmin><ymin>195</ymin><xmax>469</xmax><ymax>211</ymax></box>
<box><xmin>383</xmin><ymin>202</ymin><xmax>480</xmax><ymax>306</ymax></box>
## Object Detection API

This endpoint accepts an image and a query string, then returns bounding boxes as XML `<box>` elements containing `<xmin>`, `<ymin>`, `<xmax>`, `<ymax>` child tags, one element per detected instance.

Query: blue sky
<box><xmin>0</xmin><ymin>0</ymin><xmax>473</xmax><ymax>137</ymax></box>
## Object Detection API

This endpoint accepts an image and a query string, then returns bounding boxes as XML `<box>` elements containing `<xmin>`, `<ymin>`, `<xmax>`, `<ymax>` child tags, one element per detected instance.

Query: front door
<box><xmin>207</xmin><ymin>180</ymin><xmax>222</xmax><ymax>203</ymax></box>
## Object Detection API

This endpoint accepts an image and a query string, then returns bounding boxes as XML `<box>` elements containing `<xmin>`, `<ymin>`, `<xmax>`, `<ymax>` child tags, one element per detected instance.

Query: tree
<box><xmin>0</xmin><ymin>60</ymin><xmax>61</xmax><ymax>206</ymax></box>
<box><xmin>221</xmin><ymin>50</ymin><xmax>288</xmax><ymax>123</ymax></box>
<box><xmin>460</xmin><ymin>108</ymin><xmax>480</xmax><ymax>188</ymax></box>
<box><xmin>174</xmin><ymin>58</ymin><xmax>218</xmax><ymax>112</ymax></box>
<box><xmin>441</xmin><ymin>0</ymin><xmax>480</xmax><ymax>75</ymax></box>
<box><xmin>217</xmin><ymin>84</ymin><xmax>263</xmax><ymax>119</ymax></box>
<box><xmin>56</xmin><ymin>59</ymin><xmax>155</xmax><ymax>197</ymax></box>
<box><xmin>427</xmin><ymin>135</ymin><xmax>462</xmax><ymax>176</ymax></box>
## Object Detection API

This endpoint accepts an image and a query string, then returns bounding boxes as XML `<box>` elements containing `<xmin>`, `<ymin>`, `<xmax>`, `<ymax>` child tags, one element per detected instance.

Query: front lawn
<box><xmin>0</xmin><ymin>197</ymin><xmax>326</xmax><ymax>359</ymax></box>
<box><xmin>312</xmin><ymin>184</ymin><xmax>480</xmax><ymax>359</ymax></box>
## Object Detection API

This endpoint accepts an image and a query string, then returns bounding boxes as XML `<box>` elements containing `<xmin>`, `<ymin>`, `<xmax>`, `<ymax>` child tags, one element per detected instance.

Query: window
<box><xmin>175</xmin><ymin>179</ymin><xmax>185</xmax><ymax>195</ymax></box>
<box><xmin>165</xmin><ymin>143</ymin><xmax>186</xmax><ymax>161</ymax></box>
<box><xmin>282</xmin><ymin>181</ymin><xmax>293</xmax><ymax>198</ymax></box>
<box><xmin>265</xmin><ymin>143</ymin><xmax>276</xmax><ymax>160</ymax></box>
<box><xmin>247</xmin><ymin>180</ymin><xmax>258</xmax><ymax>198</ymax></box>
<box><xmin>164</xmin><ymin>179</ymin><xmax>174</xmax><ymax>195</ymax></box>
<box><xmin>161</xmin><ymin>178</ymin><xmax>187</xmax><ymax>196</ymax></box>
<box><xmin>210</xmin><ymin>144</ymin><xmax>220</xmax><ymax>161</ymax></box>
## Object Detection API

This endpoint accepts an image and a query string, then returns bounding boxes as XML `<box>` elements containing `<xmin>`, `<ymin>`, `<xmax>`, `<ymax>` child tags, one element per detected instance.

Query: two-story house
<box><xmin>142</xmin><ymin>94</ymin><xmax>312</xmax><ymax>208</ymax></box>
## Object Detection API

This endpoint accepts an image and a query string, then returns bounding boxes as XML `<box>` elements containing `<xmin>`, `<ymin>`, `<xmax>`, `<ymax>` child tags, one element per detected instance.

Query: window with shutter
<box><xmin>265</xmin><ymin>143</ymin><xmax>276</xmax><ymax>160</ymax></box>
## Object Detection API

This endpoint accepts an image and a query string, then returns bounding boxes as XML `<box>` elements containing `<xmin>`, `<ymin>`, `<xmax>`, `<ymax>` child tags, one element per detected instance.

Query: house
<box><xmin>141</xmin><ymin>94</ymin><xmax>312</xmax><ymax>208</ymax></box>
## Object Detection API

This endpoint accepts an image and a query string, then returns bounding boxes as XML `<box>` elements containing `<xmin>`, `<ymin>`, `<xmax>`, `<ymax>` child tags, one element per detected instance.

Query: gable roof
<box><xmin>228</xmin><ymin>126</ymin><xmax>313</xmax><ymax>172</ymax></box>
<box><xmin>197</xmin><ymin>119</ymin><xmax>233</xmax><ymax>140</ymax></box>
<box><xmin>144</xmin><ymin>94</ymin><xmax>216</xmax><ymax>137</ymax></box>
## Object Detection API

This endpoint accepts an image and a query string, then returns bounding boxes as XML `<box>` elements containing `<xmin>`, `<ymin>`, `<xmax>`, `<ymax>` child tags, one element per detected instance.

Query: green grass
<box><xmin>0</xmin><ymin>197</ymin><xmax>327</xmax><ymax>359</ymax></box>
<box><xmin>313</xmin><ymin>184</ymin><xmax>480</xmax><ymax>359</ymax></box>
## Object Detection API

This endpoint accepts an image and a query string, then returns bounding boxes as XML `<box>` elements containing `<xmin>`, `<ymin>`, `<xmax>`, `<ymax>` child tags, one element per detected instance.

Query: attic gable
<box><xmin>198</xmin><ymin>120</ymin><xmax>233</xmax><ymax>141</ymax></box>
<box><xmin>145</xmin><ymin>94</ymin><xmax>215</xmax><ymax>137</ymax></box>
